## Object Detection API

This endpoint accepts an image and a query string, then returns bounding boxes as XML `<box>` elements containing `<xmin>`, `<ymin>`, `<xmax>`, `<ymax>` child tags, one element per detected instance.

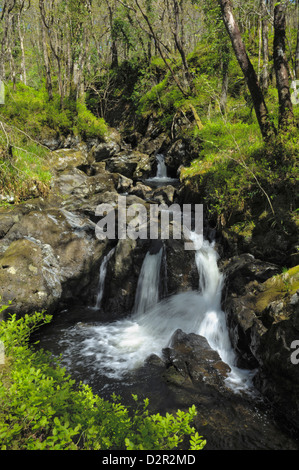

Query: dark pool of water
<box><xmin>33</xmin><ymin>305</ymin><xmax>299</xmax><ymax>451</ymax></box>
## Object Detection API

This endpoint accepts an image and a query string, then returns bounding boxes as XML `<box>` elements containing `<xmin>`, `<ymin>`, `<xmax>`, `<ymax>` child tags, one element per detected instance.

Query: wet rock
<box><xmin>129</xmin><ymin>329</ymin><xmax>298</xmax><ymax>450</ymax></box>
<box><xmin>102</xmin><ymin>238</ymin><xmax>150</xmax><ymax>319</ymax></box>
<box><xmin>152</xmin><ymin>185</ymin><xmax>177</xmax><ymax>205</ymax></box>
<box><xmin>164</xmin><ymin>235</ymin><xmax>199</xmax><ymax>295</ymax></box>
<box><xmin>163</xmin><ymin>329</ymin><xmax>231</xmax><ymax>388</ymax></box>
<box><xmin>166</xmin><ymin>138</ymin><xmax>198</xmax><ymax>175</ymax></box>
<box><xmin>104</xmin><ymin>150</ymin><xmax>153</xmax><ymax>180</ymax></box>
<box><xmin>136</xmin><ymin>132</ymin><xmax>169</xmax><ymax>158</ymax></box>
<box><xmin>222</xmin><ymin>253</ymin><xmax>280</xmax><ymax>367</ymax></box>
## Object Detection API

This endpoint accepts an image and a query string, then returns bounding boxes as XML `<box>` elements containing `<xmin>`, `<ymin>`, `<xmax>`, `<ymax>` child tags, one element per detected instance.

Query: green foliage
<box><xmin>1</xmin><ymin>82</ymin><xmax>108</xmax><ymax>140</ymax></box>
<box><xmin>74</xmin><ymin>101</ymin><xmax>108</xmax><ymax>140</ymax></box>
<box><xmin>180</xmin><ymin>114</ymin><xmax>298</xmax><ymax>237</ymax></box>
<box><xmin>0</xmin><ymin>310</ymin><xmax>206</xmax><ymax>451</ymax></box>
<box><xmin>0</xmin><ymin>82</ymin><xmax>108</xmax><ymax>202</ymax></box>
<box><xmin>1</xmin><ymin>83</ymin><xmax>70</xmax><ymax>136</ymax></box>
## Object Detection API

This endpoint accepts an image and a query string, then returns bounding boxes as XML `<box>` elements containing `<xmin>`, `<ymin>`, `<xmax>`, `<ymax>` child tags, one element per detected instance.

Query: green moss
<box><xmin>254</xmin><ymin>266</ymin><xmax>299</xmax><ymax>314</ymax></box>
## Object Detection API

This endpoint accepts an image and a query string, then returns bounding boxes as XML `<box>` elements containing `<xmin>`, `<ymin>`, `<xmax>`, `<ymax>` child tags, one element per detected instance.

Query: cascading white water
<box><xmin>94</xmin><ymin>247</ymin><xmax>115</xmax><ymax>309</ymax></box>
<box><xmin>156</xmin><ymin>153</ymin><xmax>168</xmax><ymax>178</ymax></box>
<box><xmin>64</xmin><ymin>234</ymin><xmax>255</xmax><ymax>392</ymax></box>
<box><xmin>145</xmin><ymin>154</ymin><xmax>177</xmax><ymax>185</ymax></box>
<box><xmin>133</xmin><ymin>248</ymin><xmax>163</xmax><ymax>315</ymax></box>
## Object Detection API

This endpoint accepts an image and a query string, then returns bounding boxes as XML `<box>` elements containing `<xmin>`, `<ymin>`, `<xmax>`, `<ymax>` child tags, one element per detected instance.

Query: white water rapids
<box><xmin>59</xmin><ymin>233</ymin><xmax>255</xmax><ymax>393</ymax></box>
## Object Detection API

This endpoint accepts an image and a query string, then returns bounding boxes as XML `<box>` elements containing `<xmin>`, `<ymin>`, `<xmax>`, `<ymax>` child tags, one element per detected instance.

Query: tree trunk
<box><xmin>40</xmin><ymin>22</ymin><xmax>53</xmax><ymax>101</ymax></box>
<box><xmin>17</xmin><ymin>12</ymin><xmax>27</xmax><ymax>85</ymax></box>
<box><xmin>261</xmin><ymin>0</ymin><xmax>269</xmax><ymax>91</ymax></box>
<box><xmin>220</xmin><ymin>55</ymin><xmax>229</xmax><ymax>113</ymax></box>
<box><xmin>295</xmin><ymin>24</ymin><xmax>299</xmax><ymax>80</ymax></box>
<box><xmin>0</xmin><ymin>0</ymin><xmax>16</xmax><ymax>82</ymax></box>
<box><xmin>134</xmin><ymin>0</ymin><xmax>188</xmax><ymax>97</ymax></box>
<box><xmin>106</xmin><ymin>1</ymin><xmax>118</xmax><ymax>68</ymax></box>
<box><xmin>171</xmin><ymin>0</ymin><xmax>193</xmax><ymax>89</ymax></box>
<box><xmin>218</xmin><ymin>0</ymin><xmax>275</xmax><ymax>140</ymax></box>
<box><xmin>273</xmin><ymin>4</ymin><xmax>294</xmax><ymax>129</ymax></box>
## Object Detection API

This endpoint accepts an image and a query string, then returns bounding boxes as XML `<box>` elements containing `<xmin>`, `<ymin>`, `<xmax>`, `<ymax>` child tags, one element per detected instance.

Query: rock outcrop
<box><xmin>0</xmin><ymin>129</ymin><xmax>190</xmax><ymax>320</ymax></box>
<box><xmin>223</xmin><ymin>254</ymin><xmax>299</xmax><ymax>433</ymax></box>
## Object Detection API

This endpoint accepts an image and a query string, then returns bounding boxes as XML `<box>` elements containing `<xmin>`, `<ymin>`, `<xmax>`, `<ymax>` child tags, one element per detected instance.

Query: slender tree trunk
<box><xmin>40</xmin><ymin>22</ymin><xmax>53</xmax><ymax>100</ymax></box>
<box><xmin>0</xmin><ymin>1</ymin><xmax>16</xmax><ymax>81</ymax></box>
<box><xmin>261</xmin><ymin>0</ymin><xmax>269</xmax><ymax>91</ymax></box>
<box><xmin>7</xmin><ymin>39</ymin><xmax>16</xmax><ymax>91</ymax></box>
<box><xmin>7</xmin><ymin>14</ymin><xmax>16</xmax><ymax>90</ymax></box>
<box><xmin>273</xmin><ymin>4</ymin><xmax>294</xmax><ymax>129</ymax></box>
<box><xmin>106</xmin><ymin>0</ymin><xmax>118</xmax><ymax>68</ymax></box>
<box><xmin>171</xmin><ymin>0</ymin><xmax>193</xmax><ymax>89</ymax></box>
<box><xmin>258</xmin><ymin>17</ymin><xmax>262</xmax><ymax>82</ymax></box>
<box><xmin>295</xmin><ymin>23</ymin><xmax>299</xmax><ymax>79</ymax></box>
<box><xmin>220</xmin><ymin>55</ymin><xmax>229</xmax><ymax>113</ymax></box>
<box><xmin>134</xmin><ymin>0</ymin><xmax>188</xmax><ymax>97</ymax></box>
<box><xmin>218</xmin><ymin>0</ymin><xmax>275</xmax><ymax>140</ymax></box>
<box><xmin>17</xmin><ymin>12</ymin><xmax>27</xmax><ymax>85</ymax></box>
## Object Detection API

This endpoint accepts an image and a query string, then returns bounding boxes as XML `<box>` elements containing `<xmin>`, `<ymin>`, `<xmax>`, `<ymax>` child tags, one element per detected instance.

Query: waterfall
<box><xmin>71</xmin><ymin>234</ymin><xmax>254</xmax><ymax>392</ymax></box>
<box><xmin>145</xmin><ymin>154</ymin><xmax>177</xmax><ymax>185</ymax></box>
<box><xmin>133</xmin><ymin>248</ymin><xmax>163</xmax><ymax>315</ymax></box>
<box><xmin>156</xmin><ymin>154</ymin><xmax>167</xmax><ymax>178</ymax></box>
<box><xmin>94</xmin><ymin>247</ymin><xmax>115</xmax><ymax>310</ymax></box>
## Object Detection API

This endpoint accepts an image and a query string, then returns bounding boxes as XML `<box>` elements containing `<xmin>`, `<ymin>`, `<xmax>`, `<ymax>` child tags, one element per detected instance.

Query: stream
<box><xmin>34</xmin><ymin>154</ymin><xmax>299</xmax><ymax>451</ymax></box>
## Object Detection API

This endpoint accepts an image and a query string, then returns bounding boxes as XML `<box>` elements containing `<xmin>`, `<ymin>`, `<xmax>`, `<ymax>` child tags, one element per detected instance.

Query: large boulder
<box><xmin>0</xmin><ymin>238</ymin><xmax>62</xmax><ymax>317</ymax></box>
<box><xmin>0</xmin><ymin>205</ymin><xmax>107</xmax><ymax>317</ymax></box>
<box><xmin>162</xmin><ymin>329</ymin><xmax>231</xmax><ymax>389</ymax></box>
<box><xmin>49</xmin><ymin>148</ymin><xmax>88</xmax><ymax>172</ymax></box>
<box><xmin>222</xmin><ymin>253</ymin><xmax>280</xmax><ymax>367</ymax></box>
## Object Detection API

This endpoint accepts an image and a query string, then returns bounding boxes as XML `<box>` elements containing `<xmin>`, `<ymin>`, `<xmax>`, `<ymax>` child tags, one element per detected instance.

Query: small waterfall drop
<box><xmin>133</xmin><ymin>248</ymin><xmax>163</xmax><ymax>315</ymax></box>
<box><xmin>156</xmin><ymin>153</ymin><xmax>167</xmax><ymax>178</ymax></box>
<box><xmin>145</xmin><ymin>154</ymin><xmax>177</xmax><ymax>185</ymax></box>
<box><xmin>94</xmin><ymin>247</ymin><xmax>115</xmax><ymax>310</ymax></box>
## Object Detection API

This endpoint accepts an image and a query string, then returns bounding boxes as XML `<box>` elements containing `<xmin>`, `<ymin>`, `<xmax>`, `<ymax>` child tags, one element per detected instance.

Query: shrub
<box><xmin>74</xmin><ymin>101</ymin><xmax>108</xmax><ymax>140</ymax></box>
<box><xmin>0</xmin><ymin>308</ymin><xmax>206</xmax><ymax>451</ymax></box>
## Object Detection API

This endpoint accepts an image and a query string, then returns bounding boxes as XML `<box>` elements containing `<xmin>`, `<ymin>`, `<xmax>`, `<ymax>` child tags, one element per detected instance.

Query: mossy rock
<box><xmin>254</xmin><ymin>265</ymin><xmax>299</xmax><ymax>316</ymax></box>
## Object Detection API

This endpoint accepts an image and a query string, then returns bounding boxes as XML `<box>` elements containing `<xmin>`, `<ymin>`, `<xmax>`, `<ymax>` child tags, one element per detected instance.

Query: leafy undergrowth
<box><xmin>0</xmin><ymin>308</ymin><xmax>206</xmax><ymax>451</ymax></box>
<box><xmin>0</xmin><ymin>130</ymin><xmax>52</xmax><ymax>204</ymax></box>
<box><xmin>0</xmin><ymin>82</ymin><xmax>108</xmax><ymax>203</ymax></box>
<box><xmin>179</xmin><ymin>113</ymin><xmax>298</xmax><ymax>262</ymax></box>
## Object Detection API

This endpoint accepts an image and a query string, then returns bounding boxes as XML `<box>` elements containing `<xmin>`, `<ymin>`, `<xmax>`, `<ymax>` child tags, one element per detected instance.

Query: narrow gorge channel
<box><xmin>31</xmin><ymin>153</ymin><xmax>298</xmax><ymax>451</ymax></box>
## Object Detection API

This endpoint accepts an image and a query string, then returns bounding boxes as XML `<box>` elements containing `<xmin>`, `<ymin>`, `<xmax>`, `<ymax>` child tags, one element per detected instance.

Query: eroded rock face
<box><xmin>223</xmin><ymin>254</ymin><xmax>299</xmax><ymax>433</ymax></box>
<box><xmin>0</xmin><ymin>128</ymin><xmax>185</xmax><ymax>319</ymax></box>
<box><xmin>0</xmin><ymin>205</ymin><xmax>108</xmax><ymax>317</ymax></box>
<box><xmin>104</xmin><ymin>150</ymin><xmax>153</xmax><ymax>180</ymax></box>
<box><xmin>0</xmin><ymin>238</ymin><xmax>62</xmax><ymax>316</ymax></box>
